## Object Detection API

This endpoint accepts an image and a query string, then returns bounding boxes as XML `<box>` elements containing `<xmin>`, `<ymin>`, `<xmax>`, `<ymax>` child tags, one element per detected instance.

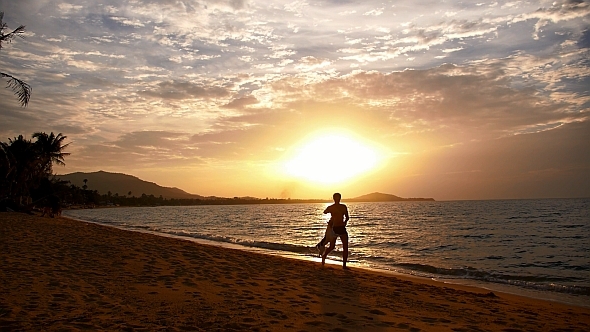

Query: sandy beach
<box><xmin>1</xmin><ymin>212</ymin><xmax>588</xmax><ymax>331</ymax></box>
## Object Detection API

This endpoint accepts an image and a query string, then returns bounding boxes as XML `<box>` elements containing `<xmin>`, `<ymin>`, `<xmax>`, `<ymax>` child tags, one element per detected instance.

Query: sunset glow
<box><xmin>1</xmin><ymin>1</ymin><xmax>588</xmax><ymax>200</ymax></box>
<box><xmin>284</xmin><ymin>134</ymin><xmax>380</xmax><ymax>184</ymax></box>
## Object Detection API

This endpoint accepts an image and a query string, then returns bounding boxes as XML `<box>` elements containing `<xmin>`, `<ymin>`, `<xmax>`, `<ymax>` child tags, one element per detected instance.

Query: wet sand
<box><xmin>1</xmin><ymin>212</ymin><xmax>589</xmax><ymax>331</ymax></box>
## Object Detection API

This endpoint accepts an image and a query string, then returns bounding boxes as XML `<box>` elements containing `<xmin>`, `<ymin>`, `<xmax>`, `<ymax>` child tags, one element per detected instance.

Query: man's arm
<box><xmin>344</xmin><ymin>206</ymin><xmax>349</xmax><ymax>223</ymax></box>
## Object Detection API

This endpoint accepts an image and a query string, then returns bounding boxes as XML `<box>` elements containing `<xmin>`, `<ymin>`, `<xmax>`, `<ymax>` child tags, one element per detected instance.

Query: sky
<box><xmin>1</xmin><ymin>0</ymin><xmax>589</xmax><ymax>200</ymax></box>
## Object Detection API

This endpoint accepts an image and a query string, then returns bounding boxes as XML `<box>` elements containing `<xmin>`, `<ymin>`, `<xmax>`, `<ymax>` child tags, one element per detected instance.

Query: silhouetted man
<box><xmin>321</xmin><ymin>192</ymin><xmax>350</xmax><ymax>268</ymax></box>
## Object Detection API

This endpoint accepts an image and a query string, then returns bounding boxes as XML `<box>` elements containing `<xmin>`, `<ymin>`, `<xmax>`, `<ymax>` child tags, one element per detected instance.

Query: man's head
<box><xmin>333</xmin><ymin>192</ymin><xmax>341</xmax><ymax>203</ymax></box>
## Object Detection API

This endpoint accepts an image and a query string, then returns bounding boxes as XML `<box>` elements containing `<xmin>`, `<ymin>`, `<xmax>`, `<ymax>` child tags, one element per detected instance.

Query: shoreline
<box><xmin>2</xmin><ymin>212</ymin><xmax>589</xmax><ymax>331</ymax></box>
<box><xmin>64</xmin><ymin>209</ymin><xmax>590</xmax><ymax>309</ymax></box>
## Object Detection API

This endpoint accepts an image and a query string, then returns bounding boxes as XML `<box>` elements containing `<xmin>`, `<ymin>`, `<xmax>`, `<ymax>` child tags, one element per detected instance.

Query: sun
<box><xmin>284</xmin><ymin>132</ymin><xmax>381</xmax><ymax>184</ymax></box>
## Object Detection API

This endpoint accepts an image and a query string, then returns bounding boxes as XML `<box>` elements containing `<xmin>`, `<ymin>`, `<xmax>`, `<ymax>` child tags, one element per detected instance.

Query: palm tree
<box><xmin>2</xmin><ymin>135</ymin><xmax>37</xmax><ymax>203</ymax></box>
<box><xmin>1</xmin><ymin>133</ymin><xmax>70</xmax><ymax>206</ymax></box>
<box><xmin>0</xmin><ymin>140</ymin><xmax>13</xmax><ymax>199</ymax></box>
<box><xmin>0</xmin><ymin>12</ymin><xmax>31</xmax><ymax>107</ymax></box>
<box><xmin>32</xmin><ymin>132</ymin><xmax>70</xmax><ymax>175</ymax></box>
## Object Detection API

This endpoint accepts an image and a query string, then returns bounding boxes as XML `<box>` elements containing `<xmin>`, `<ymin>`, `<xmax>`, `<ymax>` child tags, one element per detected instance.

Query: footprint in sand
<box><xmin>368</xmin><ymin>309</ymin><xmax>386</xmax><ymax>315</ymax></box>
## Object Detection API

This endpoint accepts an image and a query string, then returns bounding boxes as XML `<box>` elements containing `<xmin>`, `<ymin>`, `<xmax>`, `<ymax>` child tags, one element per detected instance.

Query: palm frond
<box><xmin>0</xmin><ymin>12</ymin><xmax>26</xmax><ymax>50</ymax></box>
<box><xmin>1</xmin><ymin>72</ymin><xmax>32</xmax><ymax>107</ymax></box>
<box><xmin>0</xmin><ymin>25</ymin><xmax>26</xmax><ymax>46</ymax></box>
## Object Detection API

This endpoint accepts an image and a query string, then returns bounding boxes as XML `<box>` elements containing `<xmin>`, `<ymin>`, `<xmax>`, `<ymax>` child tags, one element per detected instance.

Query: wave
<box><xmin>394</xmin><ymin>263</ymin><xmax>590</xmax><ymax>296</ymax></box>
<box><xmin>163</xmin><ymin>229</ymin><xmax>318</xmax><ymax>255</ymax></box>
<box><xmin>65</xmin><ymin>213</ymin><xmax>330</xmax><ymax>257</ymax></box>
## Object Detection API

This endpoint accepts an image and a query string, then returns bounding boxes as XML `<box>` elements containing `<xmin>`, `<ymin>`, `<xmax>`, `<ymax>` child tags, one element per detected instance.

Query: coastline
<box><xmin>52</xmin><ymin>211</ymin><xmax>590</xmax><ymax>309</ymax></box>
<box><xmin>1</xmin><ymin>212</ymin><xmax>589</xmax><ymax>331</ymax></box>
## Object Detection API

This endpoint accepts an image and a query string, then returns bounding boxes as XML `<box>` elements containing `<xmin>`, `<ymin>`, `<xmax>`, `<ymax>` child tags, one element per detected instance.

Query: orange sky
<box><xmin>1</xmin><ymin>1</ymin><xmax>589</xmax><ymax>200</ymax></box>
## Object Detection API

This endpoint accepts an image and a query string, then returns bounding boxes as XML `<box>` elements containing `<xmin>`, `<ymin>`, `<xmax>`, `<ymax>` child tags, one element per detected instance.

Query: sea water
<box><xmin>63</xmin><ymin>198</ymin><xmax>590</xmax><ymax>307</ymax></box>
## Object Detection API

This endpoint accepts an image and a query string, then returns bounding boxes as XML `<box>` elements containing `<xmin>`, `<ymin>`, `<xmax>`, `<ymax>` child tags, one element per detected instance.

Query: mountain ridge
<box><xmin>55</xmin><ymin>171</ymin><xmax>204</xmax><ymax>200</ymax></box>
<box><xmin>348</xmin><ymin>192</ymin><xmax>434</xmax><ymax>202</ymax></box>
<box><xmin>56</xmin><ymin>171</ymin><xmax>434</xmax><ymax>202</ymax></box>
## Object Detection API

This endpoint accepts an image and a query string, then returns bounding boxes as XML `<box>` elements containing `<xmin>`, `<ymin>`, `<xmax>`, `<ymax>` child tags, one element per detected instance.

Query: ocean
<box><xmin>63</xmin><ymin>198</ymin><xmax>590</xmax><ymax>307</ymax></box>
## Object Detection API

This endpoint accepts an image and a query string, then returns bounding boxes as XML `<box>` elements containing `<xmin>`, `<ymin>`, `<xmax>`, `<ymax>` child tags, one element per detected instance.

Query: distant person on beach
<box><xmin>320</xmin><ymin>193</ymin><xmax>350</xmax><ymax>268</ymax></box>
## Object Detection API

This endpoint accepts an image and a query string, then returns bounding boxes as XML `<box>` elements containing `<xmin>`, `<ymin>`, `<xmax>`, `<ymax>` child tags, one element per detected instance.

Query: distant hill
<box><xmin>55</xmin><ymin>171</ymin><xmax>204</xmax><ymax>200</ymax></box>
<box><xmin>350</xmin><ymin>192</ymin><xmax>434</xmax><ymax>202</ymax></box>
<box><xmin>54</xmin><ymin>171</ymin><xmax>433</xmax><ymax>202</ymax></box>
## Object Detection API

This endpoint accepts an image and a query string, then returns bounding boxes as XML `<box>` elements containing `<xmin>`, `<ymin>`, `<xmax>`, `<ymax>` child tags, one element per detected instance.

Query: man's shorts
<box><xmin>332</xmin><ymin>226</ymin><xmax>348</xmax><ymax>236</ymax></box>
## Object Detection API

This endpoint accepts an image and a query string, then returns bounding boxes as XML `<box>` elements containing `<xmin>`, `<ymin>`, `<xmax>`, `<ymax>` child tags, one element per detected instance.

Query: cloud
<box><xmin>295</xmin><ymin>56</ymin><xmax>332</xmax><ymax>71</ymax></box>
<box><xmin>515</xmin><ymin>0</ymin><xmax>590</xmax><ymax>39</ymax></box>
<box><xmin>577</xmin><ymin>28</ymin><xmax>590</xmax><ymax>48</ymax></box>
<box><xmin>364</xmin><ymin>8</ymin><xmax>384</xmax><ymax>16</ymax></box>
<box><xmin>401</xmin><ymin>120</ymin><xmax>590</xmax><ymax>199</ymax></box>
<box><xmin>1</xmin><ymin>0</ymin><xmax>588</xmax><ymax>198</ymax></box>
<box><xmin>69</xmin><ymin>131</ymin><xmax>203</xmax><ymax>169</ymax></box>
<box><xmin>138</xmin><ymin>80</ymin><xmax>231</xmax><ymax>100</ymax></box>
<box><xmin>222</xmin><ymin>96</ymin><xmax>259</xmax><ymax>109</ymax></box>
<box><xmin>258</xmin><ymin>62</ymin><xmax>583</xmax><ymax>140</ymax></box>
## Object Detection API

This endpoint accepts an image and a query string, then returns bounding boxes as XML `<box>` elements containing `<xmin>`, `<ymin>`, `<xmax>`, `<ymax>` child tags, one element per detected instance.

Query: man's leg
<box><xmin>341</xmin><ymin>233</ymin><xmax>349</xmax><ymax>268</ymax></box>
<box><xmin>317</xmin><ymin>236</ymin><xmax>326</xmax><ymax>247</ymax></box>
<box><xmin>321</xmin><ymin>241</ymin><xmax>336</xmax><ymax>266</ymax></box>
<box><xmin>316</xmin><ymin>236</ymin><xmax>327</xmax><ymax>257</ymax></box>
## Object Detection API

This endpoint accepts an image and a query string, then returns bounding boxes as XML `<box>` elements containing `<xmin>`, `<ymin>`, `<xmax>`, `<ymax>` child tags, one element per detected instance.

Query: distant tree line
<box><xmin>88</xmin><ymin>195</ymin><xmax>327</xmax><ymax>207</ymax></box>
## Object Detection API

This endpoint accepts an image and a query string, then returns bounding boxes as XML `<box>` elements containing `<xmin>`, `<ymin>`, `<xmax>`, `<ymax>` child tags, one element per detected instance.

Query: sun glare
<box><xmin>284</xmin><ymin>133</ymin><xmax>381</xmax><ymax>184</ymax></box>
